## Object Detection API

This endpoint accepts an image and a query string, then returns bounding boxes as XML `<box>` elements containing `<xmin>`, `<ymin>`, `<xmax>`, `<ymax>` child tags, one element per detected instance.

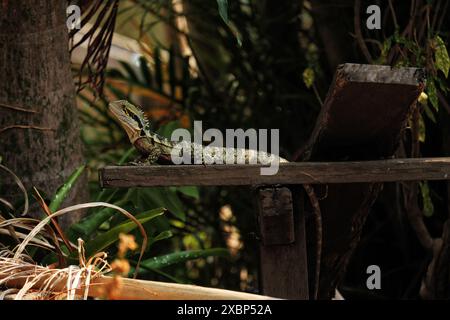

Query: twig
<box><xmin>0</xmin><ymin>103</ymin><xmax>38</xmax><ymax>114</ymax></box>
<box><xmin>388</xmin><ymin>0</ymin><xmax>399</xmax><ymax>30</ymax></box>
<box><xmin>303</xmin><ymin>184</ymin><xmax>322</xmax><ymax>300</ymax></box>
<box><xmin>354</xmin><ymin>0</ymin><xmax>374</xmax><ymax>63</ymax></box>
<box><xmin>0</xmin><ymin>125</ymin><xmax>54</xmax><ymax>135</ymax></box>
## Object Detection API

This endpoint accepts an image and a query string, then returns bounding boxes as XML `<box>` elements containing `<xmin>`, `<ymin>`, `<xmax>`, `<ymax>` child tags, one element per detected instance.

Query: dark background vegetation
<box><xmin>1</xmin><ymin>0</ymin><xmax>449</xmax><ymax>299</ymax></box>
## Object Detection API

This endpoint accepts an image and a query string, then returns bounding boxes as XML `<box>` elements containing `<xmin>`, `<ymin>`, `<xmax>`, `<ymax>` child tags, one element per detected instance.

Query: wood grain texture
<box><xmin>258</xmin><ymin>188</ymin><xmax>309</xmax><ymax>299</ymax></box>
<box><xmin>2</xmin><ymin>274</ymin><xmax>278</xmax><ymax>300</ymax></box>
<box><xmin>99</xmin><ymin>157</ymin><xmax>450</xmax><ymax>188</ymax></box>
<box><xmin>257</xmin><ymin>187</ymin><xmax>295</xmax><ymax>245</ymax></box>
<box><xmin>298</xmin><ymin>63</ymin><xmax>425</xmax><ymax>299</ymax></box>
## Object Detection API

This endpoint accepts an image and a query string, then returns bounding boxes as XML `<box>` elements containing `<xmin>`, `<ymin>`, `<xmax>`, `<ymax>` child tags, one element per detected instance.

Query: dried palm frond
<box><xmin>0</xmin><ymin>240</ymin><xmax>111</xmax><ymax>300</ymax></box>
<box><xmin>0</xmin><ymin>201</ymin><xmax>148</xmax><ymax>300</ymax></box>
<box><xmin>70</xmin><ymin>0</ymin><xmax>120</xmax><ymax>96</ymax></box>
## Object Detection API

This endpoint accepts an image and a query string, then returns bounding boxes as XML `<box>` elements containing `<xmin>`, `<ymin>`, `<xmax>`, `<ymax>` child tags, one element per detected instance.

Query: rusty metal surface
<box><xmin>300</xmin><ymin>63</ymin><xmax>425</xmax><ymax>299</ymax></box>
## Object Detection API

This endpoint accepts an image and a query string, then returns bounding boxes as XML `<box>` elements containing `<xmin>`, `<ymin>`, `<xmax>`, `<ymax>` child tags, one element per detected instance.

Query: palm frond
<box><xmin>70</xmin><ymin>0</ymin><xmax>120</xmax><ymax>96</ymax></box>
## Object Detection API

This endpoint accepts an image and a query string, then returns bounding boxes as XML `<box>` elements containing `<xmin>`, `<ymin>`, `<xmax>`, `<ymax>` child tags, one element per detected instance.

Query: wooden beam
<box><xmin>256</xmin><ymin>187</ymin><xmax>309</xmax><ymax>299</ymax></box>
<box><xmin>257</xmin><ymin>187</ymin><xmax>295</xmax><ymax>246</ymax></box>
<box><xmin>2</xmin><ymin>274</ymin><xmax>278</xmax><ymax>300</ymax></box>
<box><xmin>99</xmin><ymin>157</ymin><xmax>450</xmax><ymax>188</ymax></box>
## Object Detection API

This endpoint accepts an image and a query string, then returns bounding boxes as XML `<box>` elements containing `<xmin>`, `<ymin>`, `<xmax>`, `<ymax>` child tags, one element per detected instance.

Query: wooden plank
<box><xmin>297</xmin><ymin>63</ymin><xmax>425</xmax><ymax>299</ymax></box>
<box><xmin>258</xmin><ymin>188</ymin><xmax>309</xmax><ymax>299</ymax></box>
<box><xmin>257</xmin><ymin>187</ymin><xmax>295</xmax><ymax>246</ymax></box>
<box><xmin>298</xmin><ymin>64</ymin><xmax>425</xmax><ymax>162</ymax></box>
<box><xmin>2</xmin><ymin>274</ymin><xmax>278</xmax><ymax>300</ymax></box>
<box><xmin>99</xmin><ymin>157</ymin><xmax>450</xmax><ymax>188</ymax></box>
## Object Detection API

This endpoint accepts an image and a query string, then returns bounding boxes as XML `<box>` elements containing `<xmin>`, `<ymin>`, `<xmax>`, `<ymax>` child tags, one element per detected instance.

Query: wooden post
<box><xmin>256</xmin><ymin>187</ymin><xmax>309</xmax><ymax>299</ymax></box>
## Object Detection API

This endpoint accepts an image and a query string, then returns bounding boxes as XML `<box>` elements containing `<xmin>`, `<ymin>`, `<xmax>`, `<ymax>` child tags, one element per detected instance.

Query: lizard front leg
<box><xmin>144</xmin><ymin>146</ymin><xmax>163</xmax><ymax>165</ymax></box>
<box><xmin>130</xmin><ymin>147</ymin><xmax>163</xmax><ymax>165</ymax></box>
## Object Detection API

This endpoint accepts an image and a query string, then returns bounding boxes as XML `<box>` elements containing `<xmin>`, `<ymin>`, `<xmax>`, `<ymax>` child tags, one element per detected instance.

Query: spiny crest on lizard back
<box><xmin>109</xmin><ymin>100</ymin><xmax>151</xmax><ymax>143</ymax></box>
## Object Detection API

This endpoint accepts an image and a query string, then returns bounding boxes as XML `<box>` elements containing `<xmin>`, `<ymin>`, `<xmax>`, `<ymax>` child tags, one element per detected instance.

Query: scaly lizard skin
<box><xmin>108</xmin><ymin>100</ymin><xmax>288</xmax><ymax>165</ymax></box>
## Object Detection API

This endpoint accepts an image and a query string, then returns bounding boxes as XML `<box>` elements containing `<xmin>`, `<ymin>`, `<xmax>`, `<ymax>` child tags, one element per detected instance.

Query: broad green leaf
<box><xmin>419</xmin><ymin>182</ymin><xmax>434</xmax><ymax>217</ymax></box>
<box><xmin>434</xmin><ymin>36</ymin><xmax>450</xmax><ymax>78</ymax></box>
<box><xmin>69</xmin><ymin>198</ymin><xmax>128</xmax><ymax>237</ymax></box>
<box><xmin>139</xmin><ymin>248</ymin><xmax>230</xmax><ymax>270</ymax></box>
<box><xmin>49</xmin><ymin>165</ymin><xmax>85</xmax><ymax>212</ymax></box>
<box><xmin>129</xmin><ymin>262</ymin><xmax>189</xmax><ymax>284</ymax></box>
<box><xmin>174</xmin><ymin>186</ymin><xmax>200</xmax><ymax>200</ymax></box>
<box><xmin>118</xmin><ymin>147</ymin><xmax>136</xmax><ymax>165</ymax></box>
<box><xmin>156</xmin><ymin>120</ymin><xmax>181</xmax><ymax>139</ymax></box>
<box><xmin>303</xmin><ymin>68</ymin><xmax>315</xmax><ymax>89</ymax></box>
<box><xmin>423</xmin><ymin>104</ymin><xmax>436</xmax><ymax>123</ymax></box>
<box><xmin>216</xmin><ymin>0</ymin><xmax>228</xmax><ymax>23</ymax></box>
<box><xmin>149</xmin><ymin>230</ymin><xmax>173</xmax><ymax>247</ymax></box>
<box><xmin>426</xmin><ymin>79</ymin><xmax>439</xmax><ymax>111</ymax></box>
<box><xmin>380</xmin><ymin>37</ymin><xmax>392</xmax><ymax>62</ymax></box>
<box><xmin>139</xmin><ymin>188</ymin><xmax>186</xmax><ymax>221</ymax></box>
<box><xmin>418</xmin><ymin>114</ymin><xmax>426</xmax><ymax>143</ymax></box>
<box><xmin>215</xmin><ymin>0</ymin><xmax>241</xmax><ymax>46</ymax></box>
<box><xmin>82</xmin><ymin>207</ymin><xmax>165</xmax><ymax>257</ymax></box>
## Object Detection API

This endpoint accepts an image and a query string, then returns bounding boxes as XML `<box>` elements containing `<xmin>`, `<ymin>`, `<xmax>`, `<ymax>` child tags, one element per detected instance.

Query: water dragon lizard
<box><xmin>108</xmin><ymin>100</ymin><xmax>288</xmax><ymax>166</ymax></box>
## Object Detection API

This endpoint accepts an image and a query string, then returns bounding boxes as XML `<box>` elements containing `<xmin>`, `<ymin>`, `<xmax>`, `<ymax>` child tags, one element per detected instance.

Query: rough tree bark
<box><xmin>0</xmin><ymin>1</ymin><xmax>87</xmax><ymax>228</ymax></box>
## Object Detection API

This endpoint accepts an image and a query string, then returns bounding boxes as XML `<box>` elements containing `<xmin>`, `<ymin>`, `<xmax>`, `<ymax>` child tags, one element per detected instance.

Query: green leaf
<box><xmin>82</xmin><ymin>207</ymin><xmax>165</xmax><ymax>257</ymax></box>
<box><xmin>215</xmin><ymin>0</ymin><xmax>241</xmax><ymax>47</ymax></box>
<box><xmin>302</xmin><ymin>68</ymin><xmax>315</xmax><ymax>89</ymax></box>
<box><xmin>49</xmin><ymin>165</ymin><xmax>85</xmax><ymax>212</ymax></box>
<box><xmin>118</xmin><ymin>147</ymin><xmax>136</xmax><ymax>165</ymax></box>
<box><xmin>139</xmin><ymin>248</ymin><xmax>230</xmax><ymax>270</ymax></box>
<box><xmin>174</xmin><ymin>186</ymin><xmax>200</xmax><ymax>200</ymax></box>
<box><xmin>419</xmin><ymin>182</ymin><xmax>434</xmax><ymax>217</ymax></box>
<box><xmin>380</xmin><ymin>37</ymin><xmax>392</xmax><ymax>62</ymax></box>
<box><xmin>138</xmin><ymin>188</ymin><xmax>186</xmax><ymax>221</ymax></box>
<box><xmin>426</xmin><ymin>79</ymin><xmax>439</xmax><ymax>112</ymax></box>
<box><xmin>69</xmin><ymin>198</ymin><xmax>128</xmax><ymax>237</ymax></box>
<box><xmin>434</xmin><ymin>36</ymin><xmax>450</xmax><ymax>78</ymax></box>
<box><xmin>423</xmin><ymin>103</ymin><xmax>436</xmax><ymax>124</ymax></box>
<box><xmin>418</xmin><ymin>113</ymin><xmax>426</xmax><ymax>143</ymax></box>
<box><xmin>156</xmin><ymin>120</ymin><xmax>181</xmax><ymax>139</ymax></box>
<box><xmin>216</xmin><ymin>0</ymin><xmax>228</xmax><ymax>23</ymax></box>
<box><xmin>149</xmin><ymin>230</ymin><xmax>173</xmax><ymax>247</ymax></box>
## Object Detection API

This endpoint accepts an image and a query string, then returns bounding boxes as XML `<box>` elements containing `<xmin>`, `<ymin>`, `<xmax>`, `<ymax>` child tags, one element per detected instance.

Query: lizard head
<box><xmin>109</xmin><ymin>100</ymin><xmax>150</xmax><ymax>143</ymax></box>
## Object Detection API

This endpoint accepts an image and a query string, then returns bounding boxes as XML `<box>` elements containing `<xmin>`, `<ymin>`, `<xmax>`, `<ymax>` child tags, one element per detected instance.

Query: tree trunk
<box><xmin>0</xmin><ymin>1</ymin><xmax>87</xmax><ymax>228</ymax></box>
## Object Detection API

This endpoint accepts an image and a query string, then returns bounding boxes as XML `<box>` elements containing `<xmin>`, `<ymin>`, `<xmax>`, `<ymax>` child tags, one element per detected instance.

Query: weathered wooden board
<box><xmin>257</xmin><ymin>187</ymin><xmax>309</xmax><ymax>299</ymax></box>
<box><xmin>297</xmin><ymin>63</ymin><xmax>426</xmax><ymax>299</ymax></box>
<box><xmin>299</xmin><ymin>64</ymin><xmax>426</xmax><ymax>162</ymax></box>
<box><xmin>99</xmin><ymin>157</ymin><xmax>450</xmax><ymax>188</ymax></box>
